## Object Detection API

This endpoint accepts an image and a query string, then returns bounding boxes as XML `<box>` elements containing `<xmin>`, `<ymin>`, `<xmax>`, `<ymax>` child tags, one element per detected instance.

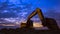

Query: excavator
<box><xmin>20</xmin><ymin>8</ymin><xmax>59</xmax><ymax>30</ymax></box>
<box><xmin>25</xmin><ymin>8</ymin><xmax>59</xmax><ymax>30</ymax></box>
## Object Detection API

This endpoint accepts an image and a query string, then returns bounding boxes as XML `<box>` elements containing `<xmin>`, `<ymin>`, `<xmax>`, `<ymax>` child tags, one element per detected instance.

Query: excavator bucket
<box><xmin>26</xmin><ymin>20</ymin><xmax>33</xmax><ymax>29</ymax></box>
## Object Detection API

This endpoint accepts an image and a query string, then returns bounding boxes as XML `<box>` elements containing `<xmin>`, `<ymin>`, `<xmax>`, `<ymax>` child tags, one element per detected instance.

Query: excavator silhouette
<box><xmin>26</xmin><ymin>8</ymin><xmax>59</xmax><ymax>30</ymax></box>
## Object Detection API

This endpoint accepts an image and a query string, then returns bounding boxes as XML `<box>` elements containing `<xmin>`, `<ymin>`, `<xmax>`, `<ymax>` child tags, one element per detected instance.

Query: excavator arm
<box><xmin>27</xmin><ymin>8</ymin><xmax>45</xmax><ymax>22</ymax></box>
<box><xmin>27</xmin><ymin>8</ymin><xmax>46</xmax><ymax>26</ymax></box>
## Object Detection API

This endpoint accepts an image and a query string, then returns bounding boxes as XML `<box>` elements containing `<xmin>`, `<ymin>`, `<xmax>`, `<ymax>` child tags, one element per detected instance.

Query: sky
<box><xmin>0</xmin><ymin>0</ymin><xmax>60</xmax><ymax>28</ymax></box>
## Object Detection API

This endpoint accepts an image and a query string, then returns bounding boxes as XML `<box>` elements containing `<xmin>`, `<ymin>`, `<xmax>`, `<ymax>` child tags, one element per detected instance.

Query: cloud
<box><xmin>0</xmin><ymin>12</ymin><xmax>18</xmax><ymax>18</ymax></box>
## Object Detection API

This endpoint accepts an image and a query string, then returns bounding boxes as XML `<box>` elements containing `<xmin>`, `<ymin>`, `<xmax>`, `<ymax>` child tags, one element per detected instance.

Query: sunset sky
<box><xmin>0</xmin><ymin>0</ymin><xmax>60</xmax><ymax>29</ymax></box>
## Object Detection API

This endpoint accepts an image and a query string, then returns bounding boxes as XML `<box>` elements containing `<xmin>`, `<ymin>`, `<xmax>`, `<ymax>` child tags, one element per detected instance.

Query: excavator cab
<box><xmin>26</xmin><ymin>8</ymin><xmax>59</xmax><ymax>30</ymax></box>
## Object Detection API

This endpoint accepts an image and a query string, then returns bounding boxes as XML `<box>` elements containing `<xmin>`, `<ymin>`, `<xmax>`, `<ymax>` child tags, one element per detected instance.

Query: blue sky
<box><xmin>0</xmin><ymin>0</ymin><xmax>60</xmax><ymax>26</ymax></box>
